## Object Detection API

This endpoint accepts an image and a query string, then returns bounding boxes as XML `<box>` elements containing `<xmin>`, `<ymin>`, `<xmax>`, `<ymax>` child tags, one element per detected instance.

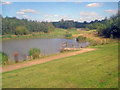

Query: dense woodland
<box><xmin>87</xmin><ymin>14</ymin><xmax>120</xmax><ymax>38</ymax></box>
<box><xmin>2</xmin><ymin>15</ymin><xmax>55</xmax><ymax>35</ymax></box>
<box><xmin>1</xmin><ymin>15</ymin><xmax>104</xmax><ymax>35</ymax></box>
<box><xmin>52</xmin><ymin>19</ymin><xmax>102</xmax><ymax>29</ymax></box>
<box><xmin>1</xmin><ymin>13</ymin><xmax>120</xmax><ymax>38</ymax></box>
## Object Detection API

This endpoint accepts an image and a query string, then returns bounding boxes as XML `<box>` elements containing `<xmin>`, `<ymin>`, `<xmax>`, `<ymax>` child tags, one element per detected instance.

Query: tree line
<box><xmin>2</xmin><ymin>16</ymin><xmax>55</xmax><ymax>35</ymax></box>
<box><xmin>87</xmin><ymin>14</ymin><xmax>120</xmax><ymax>38</ymax></box>
<box><xmin>52</xmin><ymin>19</ymin><xmax>103</xmax><ymax>29</ymax></box>
<box><xmin>1</xmin><ymin>14</ymin><xmax>119</xmax><ymax>38</ymax></box>
<box><xmin>2</xmin><ymin>15</ymin><xmax>104</xmax><ymax>35</ymax></box>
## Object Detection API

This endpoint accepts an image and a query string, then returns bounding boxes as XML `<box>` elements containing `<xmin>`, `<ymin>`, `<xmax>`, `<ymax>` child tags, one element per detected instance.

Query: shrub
<box><xmin>8</xmin><ymin>35</ymin><xmax>12</xmax><ymax>38</ymax></box>
<box><xmin>65</xmin><ymin>34</ymin><xmax>72</xmax><ymax>38</ymax></box>
<box><xmin>86</xmin><ymin>38</ymin><xmax>98</xmax><ymax>46</ymax></box>
<box><xmin>89</xmin><ymin>41</ymin><xmax>98</xmax><ymax>46</ymax></box>
<box><xmin>60</xmin><ymin>49</ymin><xmax>65</xmax><ymax>53</ymax></box>
<box><xmin>0</xmin><ymin>52</ymin><xmax>9</xmax><ymax>65</ymax></box>
<box><xmin>15</xmin><ymin>26</ymin><xmax>30</xmax><ymax>35</ymax></box>
<box><xmin>13</xmin><ymin>52</ymin><xmax>19</xmax><ymax>63</ymax></box>
<box><xmin>76</xmin><ymin>36</ymin><xmax>87</xmax><ymax>42</ymax></box>
<box><xmin>29</xmin><ymin>48</ymin><xmax>41</xmax><ymax>59</ymax></box>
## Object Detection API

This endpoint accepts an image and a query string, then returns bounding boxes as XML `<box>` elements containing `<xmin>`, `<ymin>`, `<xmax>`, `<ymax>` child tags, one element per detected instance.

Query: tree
<box><xmin>2</xmin><ymin>16</ymin><xmax>55</xmax><ymax>35</ymax></box>
<box><xmin>15</xmin><ymin>26</ymin><xmax>30</xmax><ymax>35</ymax></box>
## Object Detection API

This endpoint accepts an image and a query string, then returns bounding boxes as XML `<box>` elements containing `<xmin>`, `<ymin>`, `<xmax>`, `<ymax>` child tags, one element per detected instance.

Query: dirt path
<box><xmin>2</xmin><ymin>48</ymin><xmax>96</xmax><ymax>73</ymax></box>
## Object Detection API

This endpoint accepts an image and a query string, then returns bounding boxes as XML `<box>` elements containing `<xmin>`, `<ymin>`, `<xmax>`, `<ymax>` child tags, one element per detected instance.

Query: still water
<box><xmin>2</xmin><ymin>38</ymin><xmax>89</xmax><ymax>60</ymax></box>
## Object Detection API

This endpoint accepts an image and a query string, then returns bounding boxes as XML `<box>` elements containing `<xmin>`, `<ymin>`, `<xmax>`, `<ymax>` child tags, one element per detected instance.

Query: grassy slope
<box><xmin>2</xmin><ymin>28</ymin><xmax>82</xmax><ymax>40</ymax></box>
<box><xmin>2</xmin><ymin>43</ymin><xmax>118</xmax><ymax>88</ymax></box>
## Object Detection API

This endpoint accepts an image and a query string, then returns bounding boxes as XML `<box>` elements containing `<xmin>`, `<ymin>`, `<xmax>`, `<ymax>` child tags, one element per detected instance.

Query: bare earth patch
<box><xmin>2</xmin><ymin>48</ymin><xmax>96</xmax><ymax>73</ymax></box>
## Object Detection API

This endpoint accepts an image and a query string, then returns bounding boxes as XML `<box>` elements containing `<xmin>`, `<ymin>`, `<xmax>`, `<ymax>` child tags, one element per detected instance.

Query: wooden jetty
<box><xmin>60</xmin><ymin>41</ymin><xmax>85</xmax><ymax>51</ymax></box>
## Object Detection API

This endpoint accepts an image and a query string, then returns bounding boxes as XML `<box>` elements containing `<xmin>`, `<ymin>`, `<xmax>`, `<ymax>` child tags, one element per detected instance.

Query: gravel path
<box><xmin>2</xmin><ymin>48</ymin><xmax>96</xmax><ymax>73</ymax></box>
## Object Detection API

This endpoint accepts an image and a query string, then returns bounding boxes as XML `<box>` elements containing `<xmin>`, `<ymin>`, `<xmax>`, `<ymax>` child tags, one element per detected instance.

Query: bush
<box><xmin>86</xmin><ymin>38</ymin><xmax>98</xmax><ymax>46</ymax></box>
<box><xmin>76</xmin><ymin>36</ymin><xmax>87</xmax><ymax>42</ymax></box>
<box><xmin>15</xmin><ymin>26</ymin><xmax>30</xmax><ymax>35</ymax></box>
<box><xmin>29</xmin><ymin>48</ymin><xmax>41</xmax><ymax>59</ymax></box>
<box><xmin>8</xmin><ymin>35</ymin><xmax>12</xmax><ymax>38</ymax></box>
<box><xmin>89</xmin><ymin>41</ymin><xmax>98</xmax><ymax>46</ymax></box>
<box><xmin>0</xmin><ymin>52</ymin><xmax>8</xmax><ymax>65</ymax></box>
<box><xmin>13</xmin><ymin>52</ymin><xmax>19</xmax><ymax>63</ymax></box>
<box><xmin>65</xmin><ymin>34</ymin><xmax>72</xmax><ymax>38</ymax></box>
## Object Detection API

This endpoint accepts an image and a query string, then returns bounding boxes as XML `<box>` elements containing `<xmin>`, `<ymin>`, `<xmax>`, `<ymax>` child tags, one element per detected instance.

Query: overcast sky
<box><xmin>2</xmin><ymin>1</ymin><xmax>118</xmax><ymax>22</ymax></box>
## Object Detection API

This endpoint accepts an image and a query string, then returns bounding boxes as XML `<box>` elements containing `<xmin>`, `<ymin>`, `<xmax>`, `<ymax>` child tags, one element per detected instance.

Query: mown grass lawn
<box><xmin>2</xmin><ymin>43</ymin><xmax>118</xmax><ymax>88</ymax></box>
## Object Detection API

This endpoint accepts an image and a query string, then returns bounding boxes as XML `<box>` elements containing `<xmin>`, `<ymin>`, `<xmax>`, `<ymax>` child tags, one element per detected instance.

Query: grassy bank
<box><xmin>2</xmin><ymin>50</ymin><xmax>79</xmax><ymax>66</ymax></box>
<box><xmin>2</xmin><ymin>28</ymin><xmax>82</xmax><ymax>40</ymax></box>
<box><xmin>2</xmin><ymin>43</ymin><xmax>118</xmax><ymax>88</ymax></box>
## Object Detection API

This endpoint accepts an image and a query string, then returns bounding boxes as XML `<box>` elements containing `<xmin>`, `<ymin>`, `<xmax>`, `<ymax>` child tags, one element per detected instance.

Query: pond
<box><xmin>2</xmin><ymin>38</ymin><xmax>89</xmax><ymax>61</ymax></box>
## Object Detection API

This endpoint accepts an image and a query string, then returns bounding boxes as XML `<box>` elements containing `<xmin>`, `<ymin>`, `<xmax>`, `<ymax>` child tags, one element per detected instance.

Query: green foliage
<box><xmin>29</xmin><ymin>48</ymin><xmax>41</xmax><ymax>59</ymax></box>
<box><xmin>52</xmin><ymin>19</ymin><xmax>103</xmax><ymax>29</ymax></box>
<box><xmin>2</xmin><ymin>17</ymin><xmax>55</xmax><ymax>35</ymax></box>
<box><xmin>0</xmin><ymin>52</ymin><xmax>8</xmax><ymax>65</ymax></box>
<box><xmin>65</xmin><ymin>33</ymin><xmax>72</xmax><ymax>37</ymax></box>
<box><xmin>89</xmin><ymin>41</ymin><xmax>98</xmax><ymax>46</ymax></box>
<box><xmin>44</xmin><ymin>23</ymin><xmax>55</xmax><ymax>33</ymax></box>
<box><xmin>52</xmin><ymin>19</ymin><xmax>91</xmax><ymax>29</ymax></box>
<box><xmin>8</xmin><ymin>35</ymin><xmax>12</xmax><ymax>38</ymax></box>
<box><xmin>87</xmin><ymin>14</ymin><xmax>120</xmax><ymax>38</ymax></box>
<box><xmin>76</xmin><ymin>36</ymin><xmax>87</xmax><ymax>42</ymax></box>
<box><xmin>15</xmin><ymin>26</ymin><xmax>30</xmax><ymax>35</ymax></box>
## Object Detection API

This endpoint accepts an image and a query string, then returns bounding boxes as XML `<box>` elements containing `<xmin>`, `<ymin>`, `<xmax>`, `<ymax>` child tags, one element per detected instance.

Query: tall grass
<box><xmin>0</xmin><ymin>52</ymin><xmax>9</xmax><ymax>65</ymax></box>
<box><xmin>29</xmin><ymin>48</ymin><xmax>41</xmax><ymax>59</ymax></box>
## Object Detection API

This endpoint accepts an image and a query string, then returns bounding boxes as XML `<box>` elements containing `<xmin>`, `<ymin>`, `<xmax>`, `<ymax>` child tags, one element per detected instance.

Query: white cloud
<box><xmin>86</xmin><ymin>3</ymin><xmax>103</xmax><ymax>7</ymax></box>
<box><xmin>80</xmin><ymin>12</ymin><xmax>98</xmax><ymax>17</ymax></box>
<box><xmin>44</xmin><ymin>14</ymin><xmax>52</xmax><ymax>17</ymax></box>
<box><xmin>105</xmin><ymin>9</ymin><xmax>117</xmax><ymax>14</ymax></box>
<box><xmin>22</xmin><ymin>15</ymin><xmax>29</xmax><ymax>19</ymax></box>
<box><xmin>20</xmin><ymin>9</ymin><xmax>41</xmax><ymax>14</ymax></box>
<box><xmin>1</xmin><ymin>1</ymin><xmax>12</xmax><ymax>5</ymax></box>
<box><xmin>79</xmin><ymin>18</ymin><xmax>84</xmax><ymax>21</ymax></box>
<box><xmin>77</xmin><ymin>17</ymin><xmax>104</xmax><ymax>22</ymax></box>
<box><xmin>53</xmin><ymin>14</ymin><xmax>59</xmax><ymax>17</ymax></box>
<box><xmin>43</xmin><ymin>18</ymin><xmax>55</xmax><ymax>22</ymax></box>
<box><xmin>16</xmin><ymin>15</ymin><xmax>31</xmax><ymax>19</ymax></box>
<box><xmin>80</xmin><ymin>11</ymin><xmax>104</xmax><ymax>22</ymax></box>
<box><xmin>60</xmin><ymin>15</ymin><xmax>70</xmax><ymax>20</ymax></box>
<box><xmin>16</xmin><ymin>16</ymin><xmax>20</xmax><ymax>18</ymax></box>
<box><xmin>44</xmin><ymin>14</ymin><xmax>59</xmax><ymax>18</ymax></box>
<box><xmin>16</xmin><ymin>12</ymin><xmax>25</xmax><ymax>14</ymax></box>
<box><xmin>21</xmin><ymin>9</ymin><xmax>36</xmax><ymax>13</ymax></box>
